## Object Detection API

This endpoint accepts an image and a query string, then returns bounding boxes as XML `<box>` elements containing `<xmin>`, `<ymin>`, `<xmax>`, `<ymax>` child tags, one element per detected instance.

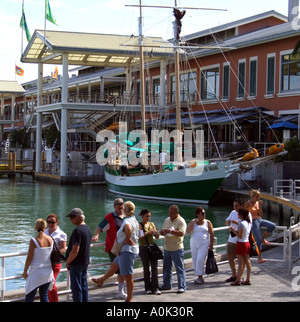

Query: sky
<box><xmin>0</xmin><ymin>0</ymin><xmax>290</xmax><ymax>84</ymax></box>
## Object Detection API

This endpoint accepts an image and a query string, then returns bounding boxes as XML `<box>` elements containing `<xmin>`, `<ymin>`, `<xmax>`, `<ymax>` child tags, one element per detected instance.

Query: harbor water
<box><xmin>0</xmin><ymin>176</ymin><xmax>233</xmax><ymax>292</ymax></box>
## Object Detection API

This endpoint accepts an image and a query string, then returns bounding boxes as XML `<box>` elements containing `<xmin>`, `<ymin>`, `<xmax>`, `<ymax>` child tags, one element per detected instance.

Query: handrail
<box><xmin>0</xmin><ymin>224</ymin><xmax>292</xmax><ymax>302</ymax></box>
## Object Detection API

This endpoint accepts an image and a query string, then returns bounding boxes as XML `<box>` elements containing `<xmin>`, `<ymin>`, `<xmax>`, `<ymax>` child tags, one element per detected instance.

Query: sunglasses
<box><xmin>47</xmin><ymin>221</ymin><xmax>56</xmax><ymax>224</ymax></box>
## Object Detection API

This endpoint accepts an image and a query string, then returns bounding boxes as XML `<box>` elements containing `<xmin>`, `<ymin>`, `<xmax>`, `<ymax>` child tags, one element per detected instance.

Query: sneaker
<box><xmin>153</xmin><ymin>290</ymin><xmax>162</xmax><ymax>295</ymax></box>
<box><xmin>118</xmin><ymin>292</ymin><xmax>127</xmax><ymax>299</ymax></box>
<box><xmin>146</xmin><ymin>290</ymin><xmax>152</xmax><ymax>294</ymax></box>
<box><xmin>194</xmin><ymin>277</ymin><xmax>204</xmax><ymax>285</ymax></box>
<box><xmin>177</xmin><ymin>288</ymin><xmax>185</xmax><ymax>293</ymax></box>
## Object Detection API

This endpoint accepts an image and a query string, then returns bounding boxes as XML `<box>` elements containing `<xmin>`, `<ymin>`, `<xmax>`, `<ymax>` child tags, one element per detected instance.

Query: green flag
<box><xmin>20</xmin><ymin>3</ymin><xmax>31</xmax><ymax>42</ymax></box>
<box><xmin>46</xmin><ymin>0</ymin><xmax>58</xmax><ymax>25</ymax></box>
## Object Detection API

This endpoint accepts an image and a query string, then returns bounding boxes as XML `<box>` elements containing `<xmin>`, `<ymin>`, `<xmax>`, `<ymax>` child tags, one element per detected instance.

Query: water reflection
<box><xmin>0</xmin><ymin>176</ymin><xmax>231</xmax><ymax>291</ymax></box>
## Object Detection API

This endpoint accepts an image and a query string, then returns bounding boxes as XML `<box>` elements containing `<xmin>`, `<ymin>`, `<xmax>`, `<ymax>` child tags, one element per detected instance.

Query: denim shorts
<box><xmin>114</xmin><ymin>251</ymin><xmax>137</xmax><ymax>275</ymax></box>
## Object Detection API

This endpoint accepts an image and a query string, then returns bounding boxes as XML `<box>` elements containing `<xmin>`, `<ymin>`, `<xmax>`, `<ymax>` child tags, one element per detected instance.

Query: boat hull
<box><xmin>105</xmin><ymin>161</ymin><xmax>232</xmax><ymax>204</ymax></box>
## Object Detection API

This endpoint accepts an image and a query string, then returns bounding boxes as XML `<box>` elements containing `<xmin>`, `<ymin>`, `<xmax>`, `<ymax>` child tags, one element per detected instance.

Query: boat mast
<box><xmin>174</xmin><ymin>0</ymin><xmax>183</xmax><ymax>163</ymax></box>
<box><xmin>138</xmin><ymin>0</ymin><xmax>146</xmax><ymax>132</ymax></box>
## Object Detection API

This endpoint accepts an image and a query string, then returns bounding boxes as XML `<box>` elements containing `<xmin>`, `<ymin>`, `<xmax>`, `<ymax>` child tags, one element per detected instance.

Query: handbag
<box><xmin>111</xmin><ymin>239</ymin><xmax>125</xmax><ymax>256</ymax></box>
<box><xmin>140</xmin><ymin>222</ymin><xmax>163</xmax><ymax>260</ymax></box>
<box><xmin>51</xmin><ymin>238</ymin><xmax>66</xmax><ymax>265</ymax></box>
<box><xmin>205</xmin><ymin>250</ymin><xmax>218</xmax><ymax>274</ymax></box>
<box><xmin>249</xmin><ymin>231</ymin><xmax>259</xmax><ymax>257</ymax></box>
<box><xmin>147</xmin><ymin>244</ymin><xmax>164</xmax><ymax>260</ymax></box>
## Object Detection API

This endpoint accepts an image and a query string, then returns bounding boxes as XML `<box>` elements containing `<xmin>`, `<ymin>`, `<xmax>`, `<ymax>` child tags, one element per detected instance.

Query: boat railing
<box><xmin>0</xmin><ymin>224</ymin><xmax>292</xmax><ymax>302</ymax></box>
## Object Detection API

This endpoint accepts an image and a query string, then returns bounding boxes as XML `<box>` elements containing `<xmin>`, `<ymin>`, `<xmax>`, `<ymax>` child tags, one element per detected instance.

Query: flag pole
<box><xmin>44</xmin><ymin>0</ymin><xmax>47</xmax><ymax>44</ymax></box>
<box><xmin>21</xmin><ymin>0</ymin><xmax>24</xmax><ymax>55</ymax></box>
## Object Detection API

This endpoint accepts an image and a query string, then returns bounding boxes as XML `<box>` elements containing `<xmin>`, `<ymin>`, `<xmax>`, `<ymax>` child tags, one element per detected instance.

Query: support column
<box><xmin>11</xmin><ymin>94</ymin><xmax>15</xmax><ymax>125</ymax></box>
<box><xmin>62</xmin><ymin>54</ymin><xmax>69</xmax><ymax>103</ymax></box>
<box><xmin>60</xmin><ymin>107</ymin><xmax>68</xmax><ymax>176</ymax></box>
<box><xmin>0</xmin><ymin>96</ymin><xmax>4</xmax><ymax>140</ymax></box>
<box><xmin>60</xmin><ymin>53</ymin><xmax>69</xmax><ymax>176</ymax></box>
<box><xmin>36</xmin><ymin>63</ymin><xmax>43</xmax><ymax>173</ymax></box>
<box><xmin>36</xmin><ymin>112</ymin><xmax>42</xmax><ymax>172</ymax></box>
<box><xmin>160</xmin><ymin>59</ymin><xmax>167</xmax><ymax>107</ymax></box>
<box><xmin>125</xmin><ymin>67</ymin><xmax>132</xmax><ymax>104</ymax></box>
<box><xmin>100</xmin><ymin>77</ymin><xmax>105</xmax><ymax>102</ymax></box>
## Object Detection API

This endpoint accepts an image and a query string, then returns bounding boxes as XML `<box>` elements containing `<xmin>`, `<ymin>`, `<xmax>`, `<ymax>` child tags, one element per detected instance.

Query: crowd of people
<box><xmin>21</xmin><ymin>189</ymin><xmax>275</xmax><ymax>302</ymax></box>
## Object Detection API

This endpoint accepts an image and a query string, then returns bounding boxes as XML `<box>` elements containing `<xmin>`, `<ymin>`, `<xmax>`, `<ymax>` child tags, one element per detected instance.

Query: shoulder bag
<box><xmin>51</xmin><ymin>237</ymin><xmax>66</xmax><ymax>266</ymax></box>
<box><xmin>140</xmin><ymin>222</ymin><xmax>163</xmax><ymax>261</ymax></box>
<box><xmin>249</xmin><ymin>231</ymin><xmax>259</xmax><ymax>257</ymax></box>
<box><xmin>111</xmin><ymin>238</ymin><xmax>126</xmax><ymax>256</ymax></box>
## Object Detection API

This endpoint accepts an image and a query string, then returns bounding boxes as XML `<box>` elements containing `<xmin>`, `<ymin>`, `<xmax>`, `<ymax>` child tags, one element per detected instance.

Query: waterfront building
<box><xmin>1</xmin><ymin>4</ymin><xmax>299</xmax><ymax>176</ymax></box>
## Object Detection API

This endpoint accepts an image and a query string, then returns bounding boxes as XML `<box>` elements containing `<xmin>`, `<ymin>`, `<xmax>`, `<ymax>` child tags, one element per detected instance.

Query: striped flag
<box><xmin>20</xmin><ymin>1</ymin><xmax>31</xmax><ymax>42</ymax></box>
<box><xmin>15</xmin><ymin>65</ymin><xmax>24</xmax><ymax>76</ymax></box>
<box><xmin>46</xmin><ymin>0</ymin><xmax>58</xmax><ymax>25</ymax></box>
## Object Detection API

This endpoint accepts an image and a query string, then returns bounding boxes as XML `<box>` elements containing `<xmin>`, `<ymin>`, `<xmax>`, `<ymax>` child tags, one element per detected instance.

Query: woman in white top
<box><xmin>22</xmin><ymin>219</ymin><xmax>54</xmax><ymax>302</ymax></box>
<box><xmin>45</xmin><ymin>213</ymin><xmax>67</xmax><ymax>302</ymax></box>
<box><xmin>187</xmin><ymin>207</ymin><xmax>214</xmax><ymax>285</ymax></box>
<box><xmin>230</xmin><ymin>209</ymin><xmax>252</xmax><ymax>286</ymax></box>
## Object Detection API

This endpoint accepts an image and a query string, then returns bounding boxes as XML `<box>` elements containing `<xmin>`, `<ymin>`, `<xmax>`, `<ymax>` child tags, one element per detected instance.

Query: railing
<box><xmin>274</xmin><ymin>179</ymin><xmax>300</xmax><ymax>198</ymax></box>
<box><xmin>288</xmin><ymin>220</ymin><xmax>300</xmax><ymax>272</ymax></box>
<box><xmin>0</xmin><ymin>224</ymin><xmax>293</xmax><ymax>302</ymax></box>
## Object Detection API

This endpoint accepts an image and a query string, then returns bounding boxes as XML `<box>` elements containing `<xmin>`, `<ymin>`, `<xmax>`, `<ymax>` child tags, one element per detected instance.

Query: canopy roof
<box><xmin>0</xmin><ymin>81</ymin><xmax>25</xmax><ymax>98</ymax></box>
<box><xmin>149</xmin><ymin>106</ymin><xmax>276</xmax><ymax>127</ymax></box>
<box><xmin>21</xmin><ymin>30</ymin><xmax>175</xmax><ymax>68</ymax></box>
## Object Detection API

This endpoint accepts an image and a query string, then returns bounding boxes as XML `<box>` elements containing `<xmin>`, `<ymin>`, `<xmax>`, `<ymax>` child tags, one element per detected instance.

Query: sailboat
<box><xmin>104</xmin><ymin>2</ymin><xmax>286</xmax><ymax>204</ymax></box>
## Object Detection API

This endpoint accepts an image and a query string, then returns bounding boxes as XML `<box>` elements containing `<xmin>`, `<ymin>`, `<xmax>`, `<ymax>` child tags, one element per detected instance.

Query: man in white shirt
<box><xmin>224</xmin><ymin>199</ymin><xmax>243</xmax><ymax>283</ymax></box>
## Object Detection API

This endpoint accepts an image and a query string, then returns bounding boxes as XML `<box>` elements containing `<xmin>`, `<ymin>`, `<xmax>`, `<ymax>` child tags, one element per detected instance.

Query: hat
<box><xmin>114</xmin><ymin>198</ymin><xmax>124</xmax><ymax>206</ymax></box>
<box><xmin>66</xmin><ymin>208</ymin><xmax>84</xmax><ymax>218</ymax></box>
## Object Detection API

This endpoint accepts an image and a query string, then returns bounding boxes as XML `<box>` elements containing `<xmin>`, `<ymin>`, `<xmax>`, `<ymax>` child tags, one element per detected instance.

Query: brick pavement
<box><xmin>59</xmin><ymin>245</ymin><xmax>300</xmax><ymax>303</ymax></box>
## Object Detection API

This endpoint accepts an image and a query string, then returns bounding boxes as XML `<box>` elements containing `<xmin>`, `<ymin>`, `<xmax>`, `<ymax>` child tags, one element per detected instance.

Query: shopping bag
<box><xmin>205</xmin><ymin>250</ymin><xmax>218</xmax><ymax>274</ymax></box>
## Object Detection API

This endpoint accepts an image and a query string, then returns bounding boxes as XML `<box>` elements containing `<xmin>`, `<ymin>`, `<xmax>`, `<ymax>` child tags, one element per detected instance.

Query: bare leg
<box><xmin>244</xmin><ymin>254</ymin><xmax>251</xmax><ymax>283</ymax></box>
<box><xmin>261</xmin><ymin>231</ymin><xmax>270</xmax><ymax>245</ymax></box>
<box><xmin>123</xmin><ymin>274</ymin><xmax>134</xmax><ymax>302</ymax></box>
<box><xmin>228</xmin><ymin>253</ymin><xmax>237</xmax><ymax>278</ymax></box>
<box><xmin>92</xmin><ymin>261</ymin><xmax>119</xmax><ymax>287</ymax></box>
<box><xmin>236</xmin><ymin>255</ymin><xmax>244</xmax><ymax>282</ymax></box>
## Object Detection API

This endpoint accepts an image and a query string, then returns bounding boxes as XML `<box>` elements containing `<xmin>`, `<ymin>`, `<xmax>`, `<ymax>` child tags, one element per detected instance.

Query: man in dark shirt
<box><xmin>66</xmin><ymin>208</ymin><xmax>92</xmax><ymax>302</ymax></box>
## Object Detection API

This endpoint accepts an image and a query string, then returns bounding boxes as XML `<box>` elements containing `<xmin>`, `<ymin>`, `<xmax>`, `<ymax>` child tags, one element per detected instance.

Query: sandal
<box><xmin>230</xmin><ymin>281</ymin><xmax>241</xmax><ymax>286</ymax></box>
<box><xmin>225</xmin><ymin>276</ymin><xmax>237</xmax><ymax>283</ymax></box>
<box><xmin>241</xmin><ymin>281</ymin><xmax>251</xmax><ymax>286</ymax></box>
<box><xmin>92</xmin><ymin>278</ymin><xmax>103</xmax><ymax>287</ymax></box>
<box><xmin>262</xmin><ymin>239</ymin><xmax>270</xmax><ymax>245</ymax></box>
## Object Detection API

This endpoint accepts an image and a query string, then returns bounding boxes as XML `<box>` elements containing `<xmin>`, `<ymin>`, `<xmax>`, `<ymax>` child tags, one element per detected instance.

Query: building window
<box><xmin>170</xmin><ymin>71</ymin><xmax>197</xmax><ymax>103</ymax></box>
<box><xmin>153</xmin><ymin>78</ymin><xmax>160</xmax><ymax>105</ymax></box>
<box><xmin>238</xmin><ymin>60</ymin><xmax>246</xmax><ymax>98</ymax></box>
<box><xmin>281</xmin><ymin>53</ymin><xmax>300</xmax><ymax>92</ymax></box>
<box><xmin>249</xmin><ymin>58</ymin><xmax>257</xmax><ymax>97</ymax></box>
<box><xmin>222</xmin><ymin>63</ymin><xmax>230</xmax><ymax>100</ymax></box>
<box><xmin>200</xmin><ymin>66</ymin><xmax>219</xmax><ymax>100</ymax></box>
<box><xmin>266</xmin><ymin>54</ymin><xmax>275</xmax><ymax>95</ymax></box>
